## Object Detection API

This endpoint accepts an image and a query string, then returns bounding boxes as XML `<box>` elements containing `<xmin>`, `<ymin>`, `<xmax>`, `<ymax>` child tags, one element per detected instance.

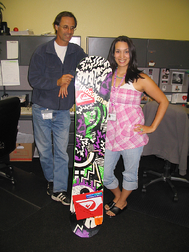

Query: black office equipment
<box><xmin>0</xmin><ymin>97</ymin><xmax>20</xmax><ymax>184</ymax></box>
<box><xmin>0</xmin><ymin>22</ymin><xmax>10</xmax><ymax>35</ymax></box>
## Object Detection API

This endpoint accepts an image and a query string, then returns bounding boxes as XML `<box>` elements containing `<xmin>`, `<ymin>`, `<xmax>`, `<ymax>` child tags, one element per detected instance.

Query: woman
<box><xmin>104</xmin><ymin>36</ymin><xmax>169</xmax><ymax>217</ymax></box>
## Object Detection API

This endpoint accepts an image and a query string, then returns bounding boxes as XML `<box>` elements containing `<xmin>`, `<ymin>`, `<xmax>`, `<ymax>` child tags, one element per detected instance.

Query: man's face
<box><xmin>55</xmin><ymin>16</ymin><xmax>75</xmax><ymax>46</ymax></box>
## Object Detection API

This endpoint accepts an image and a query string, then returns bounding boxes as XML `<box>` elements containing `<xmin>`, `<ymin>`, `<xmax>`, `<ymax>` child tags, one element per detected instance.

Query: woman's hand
<box><xmin>133</xmin><ymin>124</ymin><xmax>156</xmax><ymax>134</ymax></box>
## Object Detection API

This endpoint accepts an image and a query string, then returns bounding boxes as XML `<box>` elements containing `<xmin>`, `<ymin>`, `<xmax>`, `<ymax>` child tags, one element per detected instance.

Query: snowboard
<box><xmin>70</xmin><ymin>56</ymin><xmax>112</xmax><ymax>238</ymax></box>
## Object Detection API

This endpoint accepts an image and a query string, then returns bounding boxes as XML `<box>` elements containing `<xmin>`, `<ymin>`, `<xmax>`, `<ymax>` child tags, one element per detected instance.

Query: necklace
<box><xmin>114</xmin><ymin>69</ymin><xmax>126</xmax><ymax>89</ymax></box>
<box><xmin>116</xmin><ymin>75</ymin><xmax>123</xmax><ymax>79</ymax></box>
<box><xmin>116</xmin><ymin>69</ymin><xmax>126</xmax><ymax>79</ymax></box>
<box><xmin>110</xmin><ymin>69</ymin><xmax>126</xmax><ymax>108</ymax></box>
<box><xmin>109</xmin><ymin>69</ymin><xmax>126</xmax><ymax>116</ymax></box>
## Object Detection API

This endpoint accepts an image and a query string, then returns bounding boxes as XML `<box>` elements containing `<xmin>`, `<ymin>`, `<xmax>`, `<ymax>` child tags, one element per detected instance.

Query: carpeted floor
<box><xmin>122</xmin><ymin>156</ymin><xmax>189</xmax><ymax>228</ymax></box>
<box><xmin>0</xmin><ymin>156</ymin><xmax>189</xmax><ymax>252</ymax></box>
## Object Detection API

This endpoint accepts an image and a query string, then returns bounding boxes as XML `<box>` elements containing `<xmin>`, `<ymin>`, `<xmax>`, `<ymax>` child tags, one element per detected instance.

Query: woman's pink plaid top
<box><xmin>105</xmin><ymin>84</ymin><xmax>149</xmax><ymax>151</ymax></box>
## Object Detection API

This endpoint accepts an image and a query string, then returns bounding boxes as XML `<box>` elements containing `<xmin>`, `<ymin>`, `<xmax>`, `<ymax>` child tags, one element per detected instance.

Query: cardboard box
<box><xmin>10</xmin><ymin>142</ymin><xmax>35</xmax><ymax>161</ymax></box>
<box><xmin>9</xmin><ymin>132</ymin><xmax>35</xmax><ymax>162</ymax></box>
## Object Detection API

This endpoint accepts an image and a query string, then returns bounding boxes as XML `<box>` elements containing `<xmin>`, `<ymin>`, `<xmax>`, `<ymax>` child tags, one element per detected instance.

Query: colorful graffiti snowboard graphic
<box><xmin>70</xmin><ymin>56</ymin><xmax>112</xmax><ymax>238</ymax></box>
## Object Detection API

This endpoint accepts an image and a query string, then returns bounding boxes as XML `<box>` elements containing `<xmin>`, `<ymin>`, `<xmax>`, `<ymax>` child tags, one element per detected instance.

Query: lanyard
<box><xmin>110</xmin><ymin>68</ymin><xmax>126</xmax><ymax>108</ymax></box>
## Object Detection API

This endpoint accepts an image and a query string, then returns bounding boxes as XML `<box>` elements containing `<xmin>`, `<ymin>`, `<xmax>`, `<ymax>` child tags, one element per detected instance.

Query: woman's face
<box><xmin>114</xmin><ymin>41</ymin><xmax>130</xmax><ymax>69</ymax></box>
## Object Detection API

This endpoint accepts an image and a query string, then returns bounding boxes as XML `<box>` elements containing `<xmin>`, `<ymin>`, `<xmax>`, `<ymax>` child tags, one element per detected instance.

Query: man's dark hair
<box><xmin>53</xmin><ymin>11</ymin><xmax>77</xmax><ymax>33</ymax></box>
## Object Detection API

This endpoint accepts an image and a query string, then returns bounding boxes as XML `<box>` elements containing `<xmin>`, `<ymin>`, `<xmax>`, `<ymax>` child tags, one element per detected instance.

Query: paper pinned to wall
<box><xmin>1</xmin><ymin>60</ymin><xmax>20</xmax><ymax>86</ymax></box>
<box><xmin>7</xmin><ymin>41</ymin><xmax>19</xmax><ymax>59</ymax></box>
<box><xmin>171</xmin><ymin>93</ymin><xmax>187</xmax><ymax>103</ymax></box>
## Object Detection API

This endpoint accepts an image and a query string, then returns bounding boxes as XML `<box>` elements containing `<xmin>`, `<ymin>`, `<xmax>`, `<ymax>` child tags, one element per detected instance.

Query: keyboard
<box><xmin>21</xmin><ymin>107</ymin><xmax>32</xmax><ymax>115</ymax></box>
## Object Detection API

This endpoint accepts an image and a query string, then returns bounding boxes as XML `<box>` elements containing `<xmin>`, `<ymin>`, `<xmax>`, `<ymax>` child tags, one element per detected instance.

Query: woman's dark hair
<box><xmin>53</xmin><ymin>11</ymin><xmax>77</xmax><ymax>34</ymax></box>
<box><xmin>107</xmin><ymin>36</ymin><xmax>143</xmax><ymax>83</ymax></box>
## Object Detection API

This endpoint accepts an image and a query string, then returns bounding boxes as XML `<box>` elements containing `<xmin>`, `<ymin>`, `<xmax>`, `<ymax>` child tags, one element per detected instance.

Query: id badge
<box><xmin>108</xmin><ymin>112</ymin><xmax>116</xmax><ymax>121</ymax></box>
<box><xmin>41</xmin><ymin>109</ymin><xmax>53</xmax><ymax>120</ymax></box>
<box><xmin>108</xmin><ymin>105</ymin><xmax>116</xmax><ymax>121</ymax></box>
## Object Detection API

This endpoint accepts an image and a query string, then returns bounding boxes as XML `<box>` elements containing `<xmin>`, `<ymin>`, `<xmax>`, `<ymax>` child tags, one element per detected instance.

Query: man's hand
<box><xmin>57</xmin><ymin>74</ymin><xmax>74</xmax><ymax>87</ymax></box>
<box><xmin>57</xmin><ymin>74</ymin><xmax>74</xmax><ymax>98</ymax></box>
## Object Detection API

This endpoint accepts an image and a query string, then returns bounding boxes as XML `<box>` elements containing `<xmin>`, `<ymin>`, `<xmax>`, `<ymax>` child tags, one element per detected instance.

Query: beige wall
<box><xmin>3</xmin><ymin>0</ymin><xmax>189</xmax><ymax>50</ymax></box>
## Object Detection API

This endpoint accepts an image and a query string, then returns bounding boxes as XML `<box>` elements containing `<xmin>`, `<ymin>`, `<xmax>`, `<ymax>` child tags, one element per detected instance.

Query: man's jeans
<box><xmin>32</xmin><ymin>104</ymin><xmax>71</xmax><ymax>192</ymax></box>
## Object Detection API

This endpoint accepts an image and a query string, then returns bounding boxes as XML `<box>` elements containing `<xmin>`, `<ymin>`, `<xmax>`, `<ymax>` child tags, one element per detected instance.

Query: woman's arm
<box><xmin>134</xmin><ymin>73</ymin><xmax>169</xmax><ymax>134</ymax></box>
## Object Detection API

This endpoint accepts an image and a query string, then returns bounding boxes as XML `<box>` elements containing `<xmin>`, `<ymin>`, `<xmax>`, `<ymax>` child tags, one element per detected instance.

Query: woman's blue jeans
<box><xmin>32</xmin><ymin>104</ymin><xmax>71</xmax><ymax>192</ymax></box>
<box><xmin>104</xmin><ymin>146</ymin><xmax>143</xmax><ymax>191</ymax></box>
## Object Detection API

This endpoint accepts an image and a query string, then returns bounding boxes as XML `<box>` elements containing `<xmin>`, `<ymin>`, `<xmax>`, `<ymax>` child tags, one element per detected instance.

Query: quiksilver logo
<box><xmin>76</xmin><ymin>89</ymin><xmax>95</xmax><ymax>106</ymax></box>
<box><xmin>75</xmin><ymin>197</ymin><xmax>102</xmax><ymax>211</ymax></box>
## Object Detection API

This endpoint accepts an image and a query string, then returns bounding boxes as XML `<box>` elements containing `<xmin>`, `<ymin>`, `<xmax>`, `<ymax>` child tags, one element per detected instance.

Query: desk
<box><xmin>19</xmin><ymin>108</ymin><xmax>75</xmax><ymax>167</ymax></box>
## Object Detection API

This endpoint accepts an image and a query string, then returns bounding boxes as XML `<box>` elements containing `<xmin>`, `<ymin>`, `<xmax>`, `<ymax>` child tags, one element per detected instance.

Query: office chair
<box><xmin>141</xmin><ymin>101</ymin><xmax>189</xmax><ymax>201</ymax></box>
<box><xmin>0</xmin><ymin>97</ymin><xmax>20</xmax><ymax>184</ymax></box>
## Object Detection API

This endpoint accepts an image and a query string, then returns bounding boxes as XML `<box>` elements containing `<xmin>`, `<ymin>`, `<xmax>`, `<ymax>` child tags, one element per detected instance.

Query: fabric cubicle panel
<box><xmin>142</xmin><ymin>101</ymin><xmax>189</xmax><ymax>176</ymax></box>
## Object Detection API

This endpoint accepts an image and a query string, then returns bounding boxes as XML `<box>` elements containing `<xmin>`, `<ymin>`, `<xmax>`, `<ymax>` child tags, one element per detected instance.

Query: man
<box><xmin>28</xmin><ymin>11</ymin><xmax>87</xmax><ymax>205</ymax></box>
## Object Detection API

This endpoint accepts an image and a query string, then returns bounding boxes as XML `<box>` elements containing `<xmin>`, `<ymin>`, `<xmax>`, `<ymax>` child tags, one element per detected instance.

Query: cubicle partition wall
<box><xmin>87</xmin><ymin>36</ymin><xmax>189</xmax><ymax>69</ymax></box>
<box><xmin>86</xmin><ymin>36</ymin><xmax>147</xmax><ymax>67</ymax></box>
<box><xmin>159</xmin><ymin>68</ymin><xmax>189</xmax><ymax>103</ymax></box>
<box><xmin>86</xmin><ymin>36</ymin><xmax>189</xmax><ymax>104</ymax></box>
<box><xmin>0</xmin><ymin>35</ymin><xmax>81</xmax><ymax>165</ymax></box>
<box><xmin>0</xmin><ymin>35</ymin><xmax>81</xmax><ymax>99</ymax></box>
<box><xmin>1</xmin><ymin>35</ymin><xmax>188</xmax><ymax>100</ymax></box>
